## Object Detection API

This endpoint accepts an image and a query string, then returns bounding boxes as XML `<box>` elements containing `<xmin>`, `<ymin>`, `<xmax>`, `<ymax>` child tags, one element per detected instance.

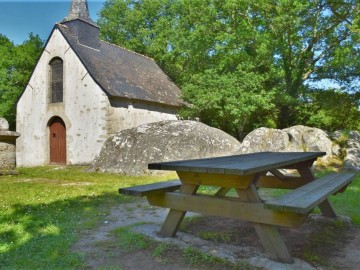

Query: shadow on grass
<box><xmin>0</xmin><ymin>192</ymin><xmax>129</xmax><ymax>270</ymax></box>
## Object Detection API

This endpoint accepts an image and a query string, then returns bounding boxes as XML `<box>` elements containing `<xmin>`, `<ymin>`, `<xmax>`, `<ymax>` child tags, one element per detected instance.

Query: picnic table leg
<box><xmin>298</xmin><ymin>167</ymin><xmax>337</xmax><ymax>218</ymax></box>
<box><xmin>215</xmin><ymin>187</ymin><xmax>231</xmax><ymax>196</ymax></box>
<box><xmin>159</xmin><ymin>183</ymin><xmax>199</xmax><ymax>237</ymax></box>
<box><xmin>237</xmin><ymin>182</ymin><xmax>294</xmax><ymax>263</ymax></box>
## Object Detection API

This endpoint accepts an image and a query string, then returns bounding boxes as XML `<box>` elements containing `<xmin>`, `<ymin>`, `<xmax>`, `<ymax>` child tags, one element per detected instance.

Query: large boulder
<box><xmin>343</xmin><ymin>131</ymin><xmax>360</xmax><ymax>171</ymax></box>
<box><xmin>240</xmin><ymin>128</ymin><xmax>290</xmax><ymax>153</ymax></box>
<box><xmin>283</xmin><ymin>125</ymin><xmax>339</xmax><ymax>156</ymax></box>
<box><xmin>240</xmin><ymin>125</ymin><xmax>338</xmax><ymax>162</ymax></box>
<box><xmin>89</xmin><ymin>120</ymin><xmax>241</xmax><ymax>175</ymax></box>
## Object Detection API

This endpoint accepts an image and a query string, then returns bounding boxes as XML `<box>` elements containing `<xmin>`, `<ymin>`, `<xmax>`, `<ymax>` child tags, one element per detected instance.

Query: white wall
<box><xmin>107</xmin><ymin>98</ymin><xmax>178</xmax><ymax>135</ymax></box>
<box><xmin>16</xmin><ymin>29</ymin><xmax>109</xmax><ymax>166</ymax></box>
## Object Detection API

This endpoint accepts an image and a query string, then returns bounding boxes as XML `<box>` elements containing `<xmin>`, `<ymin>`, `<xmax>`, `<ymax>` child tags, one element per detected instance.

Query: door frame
<box><xmin>48</xmin><ymin>116</ymin><xmax>67</xmax><ymax>165</ymax></box>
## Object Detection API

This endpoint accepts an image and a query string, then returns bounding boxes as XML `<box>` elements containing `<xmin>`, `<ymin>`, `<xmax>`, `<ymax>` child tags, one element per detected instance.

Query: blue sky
<box><xmin>0</xmin><ymin>0</ymin><xmax>107</xmax><ymax>44</ymax></box>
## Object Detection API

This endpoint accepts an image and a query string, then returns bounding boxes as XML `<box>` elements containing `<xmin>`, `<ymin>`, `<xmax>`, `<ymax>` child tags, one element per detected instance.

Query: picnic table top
<box><xmin>148</xmin><ymin>151</ymin><xmax>326</xmax><ymax>175</ymax></box>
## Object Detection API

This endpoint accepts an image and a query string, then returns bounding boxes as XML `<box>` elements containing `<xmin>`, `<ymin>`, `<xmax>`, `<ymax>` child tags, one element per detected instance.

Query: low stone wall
<box><xmin>0</xmin><ymin>119</ymin><xmax>20</xmax><ymax>175</ymax></box>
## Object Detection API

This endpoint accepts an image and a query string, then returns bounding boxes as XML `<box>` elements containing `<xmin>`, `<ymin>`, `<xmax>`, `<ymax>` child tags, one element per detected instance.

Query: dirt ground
<box><xmin>72</xmin><ymin>199</ymin><xmax>360</xmax><ymax>270</ymax></box>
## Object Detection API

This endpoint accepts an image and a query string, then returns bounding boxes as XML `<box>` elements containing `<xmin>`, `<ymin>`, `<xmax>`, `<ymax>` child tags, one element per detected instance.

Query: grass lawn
<box><xmin>0</xmin><ymin>166</ymin><xmax>175</xmax><ymax>269</ymax></box>
<box><xmin>0</xmin><ymin>166</ymin><xmax>359</xmax><ymax>269</ymax></box>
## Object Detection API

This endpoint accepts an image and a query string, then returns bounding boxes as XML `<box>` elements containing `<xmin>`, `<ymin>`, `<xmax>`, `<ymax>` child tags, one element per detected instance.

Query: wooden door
<box><xmin>49</xmin><ymin>117</ymin><xmax>66</xmax><ymax>164</ymax></box>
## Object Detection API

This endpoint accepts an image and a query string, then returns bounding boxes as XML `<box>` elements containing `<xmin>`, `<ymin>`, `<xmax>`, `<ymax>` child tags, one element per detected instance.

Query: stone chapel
<box><xmin>16</xmin><ymin>0</ymin><xmax>181</xmax><ymax>166</ymax></box>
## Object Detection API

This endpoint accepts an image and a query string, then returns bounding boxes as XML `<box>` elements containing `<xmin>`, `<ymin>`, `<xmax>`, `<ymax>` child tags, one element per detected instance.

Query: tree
<box><xmin>180</xmin><ymin>67</ymin><xmax>277</xmax><ymax>138</ymax></box>
<box><xmin>257</xmin><ymin>0</ymin><xmax>360</xmax><ymax>126</ymax></box>
<box><xmin>297</xmin><ymin>89</ymin><xmax>360</xmax><ymax>131</ymax></box>
<box><xmin>0</xmin><ymin>33</ymin><xmax>43</xmax><ymax>129</ymax></box>
<box><xmin>98</xmin><ymin>0</ymin><xmax>360</xmax><ymax>137</ymax></box>
<box><xmin>0</xmin><ymin>34</ymin><xmax>16</xmax><ymax>126</ymax></box>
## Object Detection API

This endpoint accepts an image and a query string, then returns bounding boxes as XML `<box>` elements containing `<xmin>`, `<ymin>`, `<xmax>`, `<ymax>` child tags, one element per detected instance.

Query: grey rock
<box><xmin>0</xmin><ymin>127</ymin><xmax>20</xmax><ymax>175</ymax></box>
<box><xmin>0</xmin><ymin>118</ymin><xmax>9</xmax><ymax>131</ymax></box>
<box><xmin>240</xmin><ymin>128</ymin><xmax>290</xmax><ymax>153</ymax></box>
<box><xmin>89</xmin><ymin>120</ymin><xmax>241</xmax><ymax>175</ymax></box>
<box><xmin>240</xmin><ymin>125</ymin><xmax>337</xmax><ymax>163</ymax></box>
<box><xmin>283</xmin><ymin>125</ymin><xmax>337</xmax><ymax>158</ymax></box>
<box><xmin>344</xmin><ymin>131</ymin><xmax>360</xmax><ymax>172</ymax></box>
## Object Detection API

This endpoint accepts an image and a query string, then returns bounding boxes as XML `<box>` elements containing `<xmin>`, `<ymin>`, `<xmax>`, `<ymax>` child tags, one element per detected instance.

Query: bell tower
<box><xmin>61</xmin><ymin>0</ymin><xmax>100</xmax><ymax>49</ymax></box>
<box><xmin>62</xmin><ymin>0</ymin><xmax>97</xmax><ymax>26</ymax></box>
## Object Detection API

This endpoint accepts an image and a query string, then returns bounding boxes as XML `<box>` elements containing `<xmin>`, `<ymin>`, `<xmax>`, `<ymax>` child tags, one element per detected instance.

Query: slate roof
<box><xmin>55</xmin><ymin>20</ymin><xmax>182</xmax><ymax>107</ymax></box>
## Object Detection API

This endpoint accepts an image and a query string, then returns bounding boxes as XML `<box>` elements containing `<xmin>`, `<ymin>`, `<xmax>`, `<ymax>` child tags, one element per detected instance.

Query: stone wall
<box><xmin>0</xmin><ymin>118</ymin><xmax>20</xmax><ymax>174</ymax></box>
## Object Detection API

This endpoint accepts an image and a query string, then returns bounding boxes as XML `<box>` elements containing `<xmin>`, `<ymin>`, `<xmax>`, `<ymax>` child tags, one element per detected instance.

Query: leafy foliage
<box><xmin>0</xmin><ymin>33</ymin><xmax>43</xmax><ymax>129</ymax></box>
<box><xmin>299</xmin><ymin>89</ymin><xmax>360</xmax><ymax>131</ymax></box>
<box><xmin>180</xmin><ymin>68</ymin><xmax>277</xmax><ymax>138</ymax></box>
<box><xmin>98</xmin><ymin>0</ymin><xmax>360</xmax><ymax>138</ymax></box>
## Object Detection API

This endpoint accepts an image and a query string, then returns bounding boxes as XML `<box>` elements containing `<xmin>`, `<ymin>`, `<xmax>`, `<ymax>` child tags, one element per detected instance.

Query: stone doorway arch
<box><xmin>48</xmin><ymin>116</ymin><xmax>66</xmax><ymax>164</ymax></box>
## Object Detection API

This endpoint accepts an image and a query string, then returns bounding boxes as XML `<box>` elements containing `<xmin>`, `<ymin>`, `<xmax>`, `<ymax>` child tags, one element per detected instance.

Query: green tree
<box><xmin>298</xmin><ymin>89</ymin><xmax>360</xmax><ymax>131</ymax></box>
<box><xmin>181</xmin><ymin>67</ymin><xmax>277</xmax><ymax>138</ymax></box>
<box><xmin>98</xmin><ymin>0</ymin><xmax>360</xmax><ymax>137</ymax></box>
<box><xmin>0</xmin><ymin>33</ymin><xmax>43</xmax><ymax>129</ymax></box>
<box><xmin>0</xmin><ymin>34</ymin><xmax>16</xmax><ymax>126</ymax></box>
<box><xmin>258</xmin><ymin>0</ymin><xmax>359</xmax><ymax>126</ymax></box>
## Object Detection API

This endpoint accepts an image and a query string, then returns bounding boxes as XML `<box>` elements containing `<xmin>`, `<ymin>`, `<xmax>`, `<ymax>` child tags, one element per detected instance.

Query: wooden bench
<box><xmin>119</xmin><ymin>179</ymin><xmax>182</xmax><ymax>197</ymax></box>
<box><xmin>264</xmin><ymin>172</ymin><xmax>357</xmax><ymax>214</ymax></box>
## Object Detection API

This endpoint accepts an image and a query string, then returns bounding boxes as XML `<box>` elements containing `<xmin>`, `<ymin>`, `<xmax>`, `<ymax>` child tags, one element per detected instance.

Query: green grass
<box><xmin>112</xmin><ymin>224</ymin><xmax>151</xmax><ymax>252</ymax></box>
<box><xmin>0</xmin><ymin>166</ymin><xmax>175</xmax><ymax>270</ymax></box>
<box><xmin>328</xmin><ymin>175</ymin><xmax>360</xmax><ymax>224</ymax></box>
<box><xmin>0</xmin><ymin>166</ymin><xmax>359</xmax><ymax>269</ymax></box>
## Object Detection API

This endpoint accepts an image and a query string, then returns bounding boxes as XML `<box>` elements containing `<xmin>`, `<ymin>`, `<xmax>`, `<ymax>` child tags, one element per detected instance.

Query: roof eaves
<box><xmin>109</xmin><ymin>95</ymin><xmax>183</xmax><ymax>109</ymax></box>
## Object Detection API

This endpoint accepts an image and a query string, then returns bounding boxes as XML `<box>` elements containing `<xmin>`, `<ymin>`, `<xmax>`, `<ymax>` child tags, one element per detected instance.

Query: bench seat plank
<box><xmin>264</xmin><ymin>172</ymin><xmax>357</xmax><ymax>214</ymax></box>
<box><xmin>119</xmin><ymin>179</ymin><xmax>181</xmax><ymax>197</ymax></box>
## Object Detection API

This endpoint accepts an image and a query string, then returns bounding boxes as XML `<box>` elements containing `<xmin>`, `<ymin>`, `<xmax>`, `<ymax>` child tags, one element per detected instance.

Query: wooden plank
<box><xmin>253</xmin><ymin>223</ymin><xmax>294</xmax><ymax>263</ymax></box>
<box><xmin>177</xmin><ymin>171</ymin><xmax>253</xmax><ymax>189</ymax></box>
<box><xmin>119</xmin><ymin>180</ymin><xmax>181</xmax><ymax>197</ymax></box>
<box><xmin>264</xmin><ymin>173</ymin><xmax>356</xmax><ymax>214</ymax></box>
<box><xmin>284</xmin><ymin>175</ymin><xmax>351</xmax><ymax>213</ymax></box>
<box><xmin>148</xmin><ymin>152</ymin><xmax>325</xmax><ymax>175</ymax></box>
<box><xmin>256</xmin><ymin>175</ymin><xmax>312</xmax><ymax>189</ymax></box>
<box><xmin>237</xmin><ymin>182</ymin><xmax>293</xmax><ymax>263</ymax></box>
<box><xmin>214</xmin><ymin>187</ymin><xmax>231</xmax><ymax>196</ymax></box>
<box><xmin>158</xmin><ymin>184</ymin><xmax>198</xmax><ymax>237</ymax></box>
<box><xmin>318</xmin><ymin>200</ymin><xmax>337</xmax><ymax>218</ymax></box>
<box><xmin>297</xmin><ymin>167</ymin><xmax>337</xmax><ymax>217</ymax></box>
<box><xmin>147</xmin><ymin>192</ymin><xmax>305</xmax><ymax>228</ymax></box>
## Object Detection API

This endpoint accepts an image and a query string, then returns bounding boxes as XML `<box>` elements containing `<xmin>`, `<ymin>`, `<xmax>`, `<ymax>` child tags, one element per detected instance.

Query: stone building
<box><xmin>16</xmin><ymin>0</ymin><xmax>181</xmax><ymax>166</ymax></box>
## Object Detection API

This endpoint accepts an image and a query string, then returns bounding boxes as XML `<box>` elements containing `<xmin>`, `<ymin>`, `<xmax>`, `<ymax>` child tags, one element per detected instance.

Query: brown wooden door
<box><xmin>49</xmin><ymin>117</ymin><xmax>66</xmax><ymax>164</ymax></box>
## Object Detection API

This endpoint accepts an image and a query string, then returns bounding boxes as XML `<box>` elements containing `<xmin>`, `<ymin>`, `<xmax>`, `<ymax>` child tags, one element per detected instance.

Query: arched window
<box><xmin>49</xmin><ymin>58</ymin><xmax>63</xmax><ymax>103</ymax></box>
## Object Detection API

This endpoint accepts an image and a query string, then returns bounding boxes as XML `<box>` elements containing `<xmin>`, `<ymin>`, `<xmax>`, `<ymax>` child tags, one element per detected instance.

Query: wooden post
<box><xmin>159</xmin><ymin>183</ymin><xmax>198</xmax><ymax>237</ymax></box>
<box><xmin>238</xmin><ymin>179</ymin><xmax>294</xmax><ymax>263</ymax></box>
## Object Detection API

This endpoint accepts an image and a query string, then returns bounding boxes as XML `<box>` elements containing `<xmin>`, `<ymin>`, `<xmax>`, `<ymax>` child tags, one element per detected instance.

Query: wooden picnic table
<box><xmin>120</xmin><ymin>151</ymin><xmax>357</xmax><ymax>263</ymax></box>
